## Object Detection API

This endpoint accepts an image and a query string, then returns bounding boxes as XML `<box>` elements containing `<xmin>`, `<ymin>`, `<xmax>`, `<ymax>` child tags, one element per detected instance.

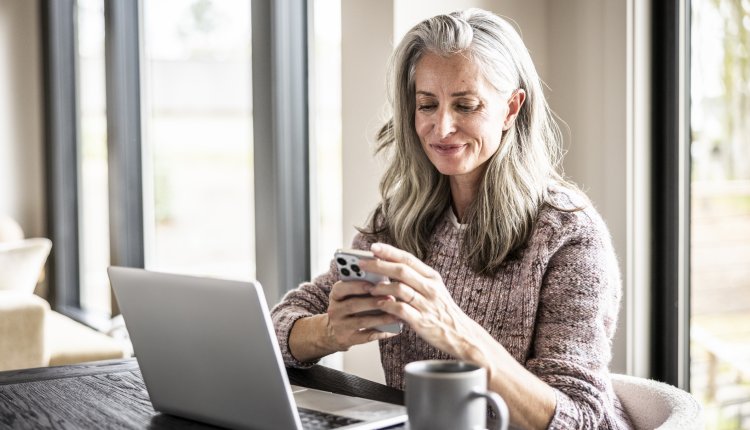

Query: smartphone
<box><xmin>335</xmin><ymin>249</ymin><xmax>388</xmax><ymax>284</ymax></box>
<box><xmin>334</xmin><ymin>249</ymin><xmax>402</xmax><ymax>334</ymax></box>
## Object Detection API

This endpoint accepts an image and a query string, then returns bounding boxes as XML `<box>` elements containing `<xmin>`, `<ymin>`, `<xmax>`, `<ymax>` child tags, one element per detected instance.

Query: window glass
<box><xmin>690</xmin><ymin>1</ymin><xmax>750</xmax><ymax>428</ymax></box>
<box><xmin>77</xmin><ymin>0</ymin><xmax>111</xmax><ymax>316</ymax></box>
<box><xmin>310</xmin><ymin>0</ymin><xmax>343</xmax><ymax>276</ymax></box>
<box><xmin>142</xmin><ymin>0</ymin><xmax>255</xmax><ymax>281</ymax></box>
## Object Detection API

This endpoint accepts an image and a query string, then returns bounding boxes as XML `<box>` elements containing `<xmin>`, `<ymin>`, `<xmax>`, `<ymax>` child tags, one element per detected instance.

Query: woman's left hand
<box><xmin>357</xmin><ymin>242</ymin><xmax>491</xmax><ymax>362</ymax></box>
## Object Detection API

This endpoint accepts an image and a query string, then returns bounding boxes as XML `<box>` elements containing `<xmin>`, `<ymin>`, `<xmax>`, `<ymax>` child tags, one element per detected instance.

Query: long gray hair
<box><xmin>362</xmin><ymin>9</ymin><xmax>577</xmax><ymax>275</ymax></box>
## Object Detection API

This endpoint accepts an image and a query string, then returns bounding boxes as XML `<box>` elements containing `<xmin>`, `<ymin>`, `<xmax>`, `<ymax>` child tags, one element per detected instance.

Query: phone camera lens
<box><xmin>341</xmin><ymin>268</ymin><xmax>350</xmax><ymax>277</ymax></box>
<box><xmin>351</xmin><ymin>264</ymin><xmax>360</xmax><ymax>273</ymax></box>
<box><xmin>336</xmin><ymin>258</ymin><xmax>347</xmax><ymax>266</ymax></box>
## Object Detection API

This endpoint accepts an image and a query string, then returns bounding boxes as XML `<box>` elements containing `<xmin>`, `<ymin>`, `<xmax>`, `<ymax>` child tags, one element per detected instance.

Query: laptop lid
<box><xmin>108</xmin><ymin>266</ymin><xmax>301</xmax><ymax>429</ymax></box>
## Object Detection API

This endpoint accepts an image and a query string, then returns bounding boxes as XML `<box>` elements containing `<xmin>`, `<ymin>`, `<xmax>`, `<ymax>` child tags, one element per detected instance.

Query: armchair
<box><xmin>0</xmin><ymin>292</ymin><xmax>49</xmax><ymax>370</ymax></box>
<box><xmin>0</xmin><ymin>234</ymin><xmax>127</xmax><ymax>371</ymax></box>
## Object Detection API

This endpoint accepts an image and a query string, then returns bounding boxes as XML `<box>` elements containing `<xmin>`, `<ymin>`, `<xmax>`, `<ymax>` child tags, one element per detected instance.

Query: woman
<box><xmin>272</xmin><ymin>9</ymin><xmax>632</xmax><ymax>429</ymax></box>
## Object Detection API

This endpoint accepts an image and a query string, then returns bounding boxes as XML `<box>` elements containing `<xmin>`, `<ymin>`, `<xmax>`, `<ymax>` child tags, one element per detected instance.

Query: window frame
<box><xmin>42</xmin><ymin>0</ymin><xmax>84</xmax><ymax>320</ymax></box>
<box><xmin>650</xmin><ymin>0</ymin><xmax>692</xmax><ymax>389</ymax></box>
<box><xmin>252</xmin><ymin>0</ymin><xmax>311</xmax><ymax>304</ymax></box>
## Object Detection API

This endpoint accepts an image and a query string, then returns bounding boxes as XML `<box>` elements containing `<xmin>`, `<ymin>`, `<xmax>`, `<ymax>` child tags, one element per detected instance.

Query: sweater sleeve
<box><xmin>525</xmin><ymin>210</ymin><xmax>629</xmax><ymax>430</ymax></box>
<box><xmin>270</xmin><ymin>233</ymin><xmax>376</xmax><ymax>368</ymax></box>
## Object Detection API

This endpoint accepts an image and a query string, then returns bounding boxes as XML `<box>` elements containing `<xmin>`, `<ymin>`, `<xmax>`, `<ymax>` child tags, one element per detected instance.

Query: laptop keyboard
<box><xmin>297</xmin><ymin>407</ymin><xmax>364</xmax><ymax>429</ymax></box>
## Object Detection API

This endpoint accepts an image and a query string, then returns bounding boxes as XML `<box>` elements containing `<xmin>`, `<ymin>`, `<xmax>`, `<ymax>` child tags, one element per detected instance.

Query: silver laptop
<box><xmin>108</xmin><ymin>266</ymin><xmax>406</xmax><ymax>430</ymax></box>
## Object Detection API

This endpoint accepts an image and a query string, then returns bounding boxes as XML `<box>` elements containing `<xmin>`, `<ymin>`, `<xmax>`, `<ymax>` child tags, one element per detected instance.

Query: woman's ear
<box><xmin>503</xmin><ymin>89</ymin><xmax>526</xmax><ymax>131</ymax></box>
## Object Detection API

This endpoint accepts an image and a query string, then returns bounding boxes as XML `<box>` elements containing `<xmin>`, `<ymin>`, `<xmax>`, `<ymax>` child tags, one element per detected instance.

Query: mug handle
<box><xmin>471</xmin><ymin>389</ymin><xmax>509</xmax><ymax>430</ymax></box>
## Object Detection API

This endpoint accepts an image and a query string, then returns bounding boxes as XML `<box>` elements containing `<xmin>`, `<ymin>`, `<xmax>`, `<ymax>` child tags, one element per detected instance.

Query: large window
<box><xmin>690</xmin><ymin>0</ymin><xmax>750</xmax><ymax>427</ymax></box>
<box><xmin>44</xmin><ymin>0</ymin><xmax>312</xmax><ymax>327</ymax></box>
<box><xmin>141</xmin><ymin>0</ymin><xmax>255</xmax><ymax>280</ymax></box>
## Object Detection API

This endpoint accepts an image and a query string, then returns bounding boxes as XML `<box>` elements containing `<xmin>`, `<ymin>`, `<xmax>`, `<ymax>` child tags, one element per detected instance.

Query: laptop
<box><xmin>107</xmin><ymin>266</ymin><xmax>407</xmax><ymax>430</ymax></box>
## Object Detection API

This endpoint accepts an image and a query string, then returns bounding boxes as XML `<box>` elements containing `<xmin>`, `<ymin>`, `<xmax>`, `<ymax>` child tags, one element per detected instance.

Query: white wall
<box><xmin>340</xmin><ymin>0</ymin><xmax>395</xmax><ymax>383</ymax></box>
<box><xmin>341</xmin><ymin>0</ymin><xmax>631</xmax><ymax>381</ymax></box>
<box><xmin>0</xmin><ymin>0</ymin><xmax>45</xmax><ymax>238</ymax></box>
<box><xmin>546</xmin><ymin>0</ymin><xmax>628</xmax><ymax>373</ymax></box>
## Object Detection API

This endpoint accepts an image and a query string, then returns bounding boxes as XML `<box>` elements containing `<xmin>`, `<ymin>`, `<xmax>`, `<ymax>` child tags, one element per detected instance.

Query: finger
<box><xmin>329</xmin><ymin>280</ymin><xmax>373</xmax><ymax>302</ymax></box>
<box><xmin>359</xmin><ymin>259</ymin><xmax>429</xmax><ymax>297</ymax></box>
<box><xmin>375</xmin><ymin>296</ymin><xmax>423</xmax><ymax>325</ymax></box>
<box><xmin>328</xmin><ymin>295</ymin><xmax>381</xmax><ymax>321</ymax></box>
<box><xmin>350</xmin><ymin>328</ymin><xmax>398</xmax><ymax>345</ymax></box>
<box><xmin>370</xmin><ymin>243</ymin><xmax>438</xmax><ymax>279</ymax></box>
<box><xmin>347</xmin><ymin>311</ymin><xmax>401</xmax><ymax>331</ymax></box>
<box><xmin>370</xmin><ymin>281</ymin><xmax>418</xmax><ymax>306</ymax></box>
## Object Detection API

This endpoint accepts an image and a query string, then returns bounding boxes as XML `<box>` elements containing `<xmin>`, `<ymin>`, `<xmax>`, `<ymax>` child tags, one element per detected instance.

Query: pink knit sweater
<box><xmin>271</xmin><ymin>188</ymin><xmax>633</xmax><ymax>429</ymax></box>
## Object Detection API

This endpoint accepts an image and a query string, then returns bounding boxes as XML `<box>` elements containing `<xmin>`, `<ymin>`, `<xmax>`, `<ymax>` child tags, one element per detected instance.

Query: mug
<box><xmin>405</xmin><ymin>360</ymin><xmax>509</xmax><ymax>430</ymax></box>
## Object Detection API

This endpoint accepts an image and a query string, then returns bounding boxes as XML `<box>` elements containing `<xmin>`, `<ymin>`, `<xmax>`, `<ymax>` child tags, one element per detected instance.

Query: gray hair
<box><xmin>363</xmin><ymin>8</ymin><xmax>577</xmax><ymax>274</ymax></box>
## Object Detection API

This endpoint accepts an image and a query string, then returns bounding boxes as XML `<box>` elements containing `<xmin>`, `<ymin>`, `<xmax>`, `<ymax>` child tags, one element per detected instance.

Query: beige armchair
<box><xmin>0</xmin><ymin>292</ymin><xmax>49</xmax><ymax>370</ymax></box>
<box><xmin>0</xmin><ymin>223</ymin><xmax>128</xmax><ymax>371</ymax></box>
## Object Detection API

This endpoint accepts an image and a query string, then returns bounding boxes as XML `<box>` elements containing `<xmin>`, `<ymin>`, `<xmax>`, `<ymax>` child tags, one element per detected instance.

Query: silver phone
<box><xmin>334</xmin><ymin>249</ymin><xmax>402</xmax><ymax>334</ymax></box>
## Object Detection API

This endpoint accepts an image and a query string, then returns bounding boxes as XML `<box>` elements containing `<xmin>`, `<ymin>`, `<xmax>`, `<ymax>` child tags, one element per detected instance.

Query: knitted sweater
<box><xmin>271</xmin><ymin>188</ymin><xmax>633</xmax><ymax>429</ymax></box>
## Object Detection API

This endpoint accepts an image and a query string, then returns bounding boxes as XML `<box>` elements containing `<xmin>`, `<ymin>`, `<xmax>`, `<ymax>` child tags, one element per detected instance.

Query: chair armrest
<box><xmin>47</xmin><ymin>311</ymin><xmax>128</xmax><ymax>366</ymax></box>
<box><xmin>0</xmin><ymin>293</ymin><xmax>50</xmax><ymax>371</ymax></box>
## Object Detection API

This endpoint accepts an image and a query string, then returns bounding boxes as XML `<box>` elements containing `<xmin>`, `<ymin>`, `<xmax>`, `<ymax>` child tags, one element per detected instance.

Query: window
<box><xmin>77</xmin><ymin>0</ymin><xmax>110</xmax><ymax>317</ymax></box>
<box><xmin>310</xmin><ymin>0</ymin><xmax>342</xmax><ymax>276</ymax></box>
<box><xmin>141</xmin><ymin>0</ymin><xmax>255</xmax><ymax>281</ymax></box>
<box><xmin>652</xmin><ymin>0</ymin><xmax>750</xmax><ymax>428</ymax></box>
<box><xmin>690</xmin><ymin>0</ymin><xmax>750</xmax><ymax>427</ymax></box>
<box><xmin>43</xmin><ymin>0</ymin><xmax>310</xmax><ymax>327</ymax></box>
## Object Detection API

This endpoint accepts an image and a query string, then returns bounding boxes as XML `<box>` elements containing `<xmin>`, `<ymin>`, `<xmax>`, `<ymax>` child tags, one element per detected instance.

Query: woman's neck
<box><xmin>449</xmin><ymin>174</ymin><xmax>481</xmax><ymax>222</ymax></box>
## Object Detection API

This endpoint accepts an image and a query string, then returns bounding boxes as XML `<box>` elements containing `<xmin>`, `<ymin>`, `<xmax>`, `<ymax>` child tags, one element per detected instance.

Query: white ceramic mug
<box><xmin>405</xmin><ymin>360</ymin><xmax>509</xmax><ymax>430</ymax></box>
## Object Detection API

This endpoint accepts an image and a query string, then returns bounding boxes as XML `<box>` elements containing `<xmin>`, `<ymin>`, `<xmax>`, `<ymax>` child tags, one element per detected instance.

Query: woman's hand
<box><xmin>288</xmin><ymin>280</ymin><xmax>399</xmax><ymax>362</ymax></box>
<box><xmin>358</xmin><ymin>242</ymin><xmax>493</xmax><ymax>362</ymax></box>
<box><xmin>322</xmin><ymin>280</ymin><xmax>400</xmax><ymax>351</ymax></box>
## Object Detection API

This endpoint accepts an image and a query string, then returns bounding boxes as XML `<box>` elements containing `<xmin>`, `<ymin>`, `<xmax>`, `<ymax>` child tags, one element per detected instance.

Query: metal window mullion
<box><xmin>651</xmin><ymin>0</ymin><xmax>691</xmax><ymax>389</ymax></box>
<box><xmin>104</xmin><ymin>0</ymin><xmax>144</xmax><ymax>272</ymax></box>
<box><xmin>41</xmin><ymin>0</ymin><xmax>81</xmax><ymax>310</ymax></box>
<box><xmin>252</xmin><ymin>0</ymin><xmax>310</xmax><ymax>304</ymax></box>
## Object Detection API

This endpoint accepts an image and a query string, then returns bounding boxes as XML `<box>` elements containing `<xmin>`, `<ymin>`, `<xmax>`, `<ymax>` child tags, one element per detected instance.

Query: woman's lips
<box><xmin>430</xmin><ymin>144</ymin><xmax>466</xmax><ymax>155</ymax></box>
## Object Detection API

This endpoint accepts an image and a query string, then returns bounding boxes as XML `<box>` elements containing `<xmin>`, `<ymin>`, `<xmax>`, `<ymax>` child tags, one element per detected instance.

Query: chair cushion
<box><xmin>46</xmin><ymin>311</ymin><xmax>128</xmax><ymax>366</ymax></box>
<box><xmin>0</xmin><ymin>238</ymin><xmax>52</xmax><ymax>294</ymax></box>
<box><xmin>0</xmin><ymin>293</ymin><xmax>49</xmax><ymax>371</ymax></box>
<box><xmin>612</xmin><ymin>373</ymin><xmax>703</xmax><ymax>430</ymax></box>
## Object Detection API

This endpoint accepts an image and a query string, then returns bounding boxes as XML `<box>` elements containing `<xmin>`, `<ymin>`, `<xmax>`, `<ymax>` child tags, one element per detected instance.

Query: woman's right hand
<box><xmin>323</xmin><ymin>280</ymin><xmax>400</xmax><ymax>351</ymax></box>
<box><xmin>288</xmin><ymin>280</ymin><xmax>399</xmax><ymax>362</ymax></box>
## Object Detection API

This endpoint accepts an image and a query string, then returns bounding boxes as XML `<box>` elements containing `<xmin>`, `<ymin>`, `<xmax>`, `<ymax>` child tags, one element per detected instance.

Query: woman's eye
<box><xmin>456</xmin><ymin>104</ymin><xmax>479</xmax><ymax>112</ymax></box>
<box><xmin>417</xmin><ymin>104</ymin><xmax>437</xmax><ymax>112</ymax></box>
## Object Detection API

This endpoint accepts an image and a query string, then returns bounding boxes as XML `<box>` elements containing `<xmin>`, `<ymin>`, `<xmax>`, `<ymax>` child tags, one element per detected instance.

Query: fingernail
<box><xmin>371</xmin><ymin>243</ymin><xmax>382</xmax><ymax>252</ymax></box>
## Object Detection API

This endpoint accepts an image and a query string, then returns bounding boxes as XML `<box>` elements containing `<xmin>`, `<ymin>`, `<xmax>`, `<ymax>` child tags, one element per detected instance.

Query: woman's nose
<box><xmin>434</xmin><ymin>108</ymin><xmax>456</xmax><ymax>138</ymax></box>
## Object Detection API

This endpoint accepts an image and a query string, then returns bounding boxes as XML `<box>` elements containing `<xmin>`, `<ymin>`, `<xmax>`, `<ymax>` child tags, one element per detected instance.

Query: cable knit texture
<box><xmin>271</xmin><ymin>187</ymin><xmax>633</xmax><ymax>429</ymax></box>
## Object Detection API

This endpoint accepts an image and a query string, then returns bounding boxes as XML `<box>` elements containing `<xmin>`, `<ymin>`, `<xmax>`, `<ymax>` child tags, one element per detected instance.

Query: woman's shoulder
<box><xmin>536</xmin><ymin>184</ymin><xmax>611</xmax><ymax>243</ymax></box>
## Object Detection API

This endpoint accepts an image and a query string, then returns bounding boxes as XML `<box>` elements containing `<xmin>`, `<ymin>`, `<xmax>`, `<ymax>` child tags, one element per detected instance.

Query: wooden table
<box><xmin>0</xmin><ymin>358</ymin><xmax>405</xmax><ymax>429</ymax></box>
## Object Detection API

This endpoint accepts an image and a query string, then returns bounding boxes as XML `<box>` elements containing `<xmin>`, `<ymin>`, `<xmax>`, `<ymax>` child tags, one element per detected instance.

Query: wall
<box><xmin>0</xmin><ymin>0</ymin><xmax>45</xmax><ymax>238</ymax></box>
<box><xmin>341</xmin><ymin>0</ymin><xmax>631</xmax><ymax>381</ymax></box>
<box><xmin>545</xmin><ymin>0</ymin><xmax>628</xmax><ymax>373</ymax></box>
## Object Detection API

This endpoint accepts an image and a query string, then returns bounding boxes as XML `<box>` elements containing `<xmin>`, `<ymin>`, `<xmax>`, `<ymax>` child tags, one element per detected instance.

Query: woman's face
<box><xmin>413</xmin><ymin>53</ymin><xmax>523</xmax><ymax>185</ymax></box>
